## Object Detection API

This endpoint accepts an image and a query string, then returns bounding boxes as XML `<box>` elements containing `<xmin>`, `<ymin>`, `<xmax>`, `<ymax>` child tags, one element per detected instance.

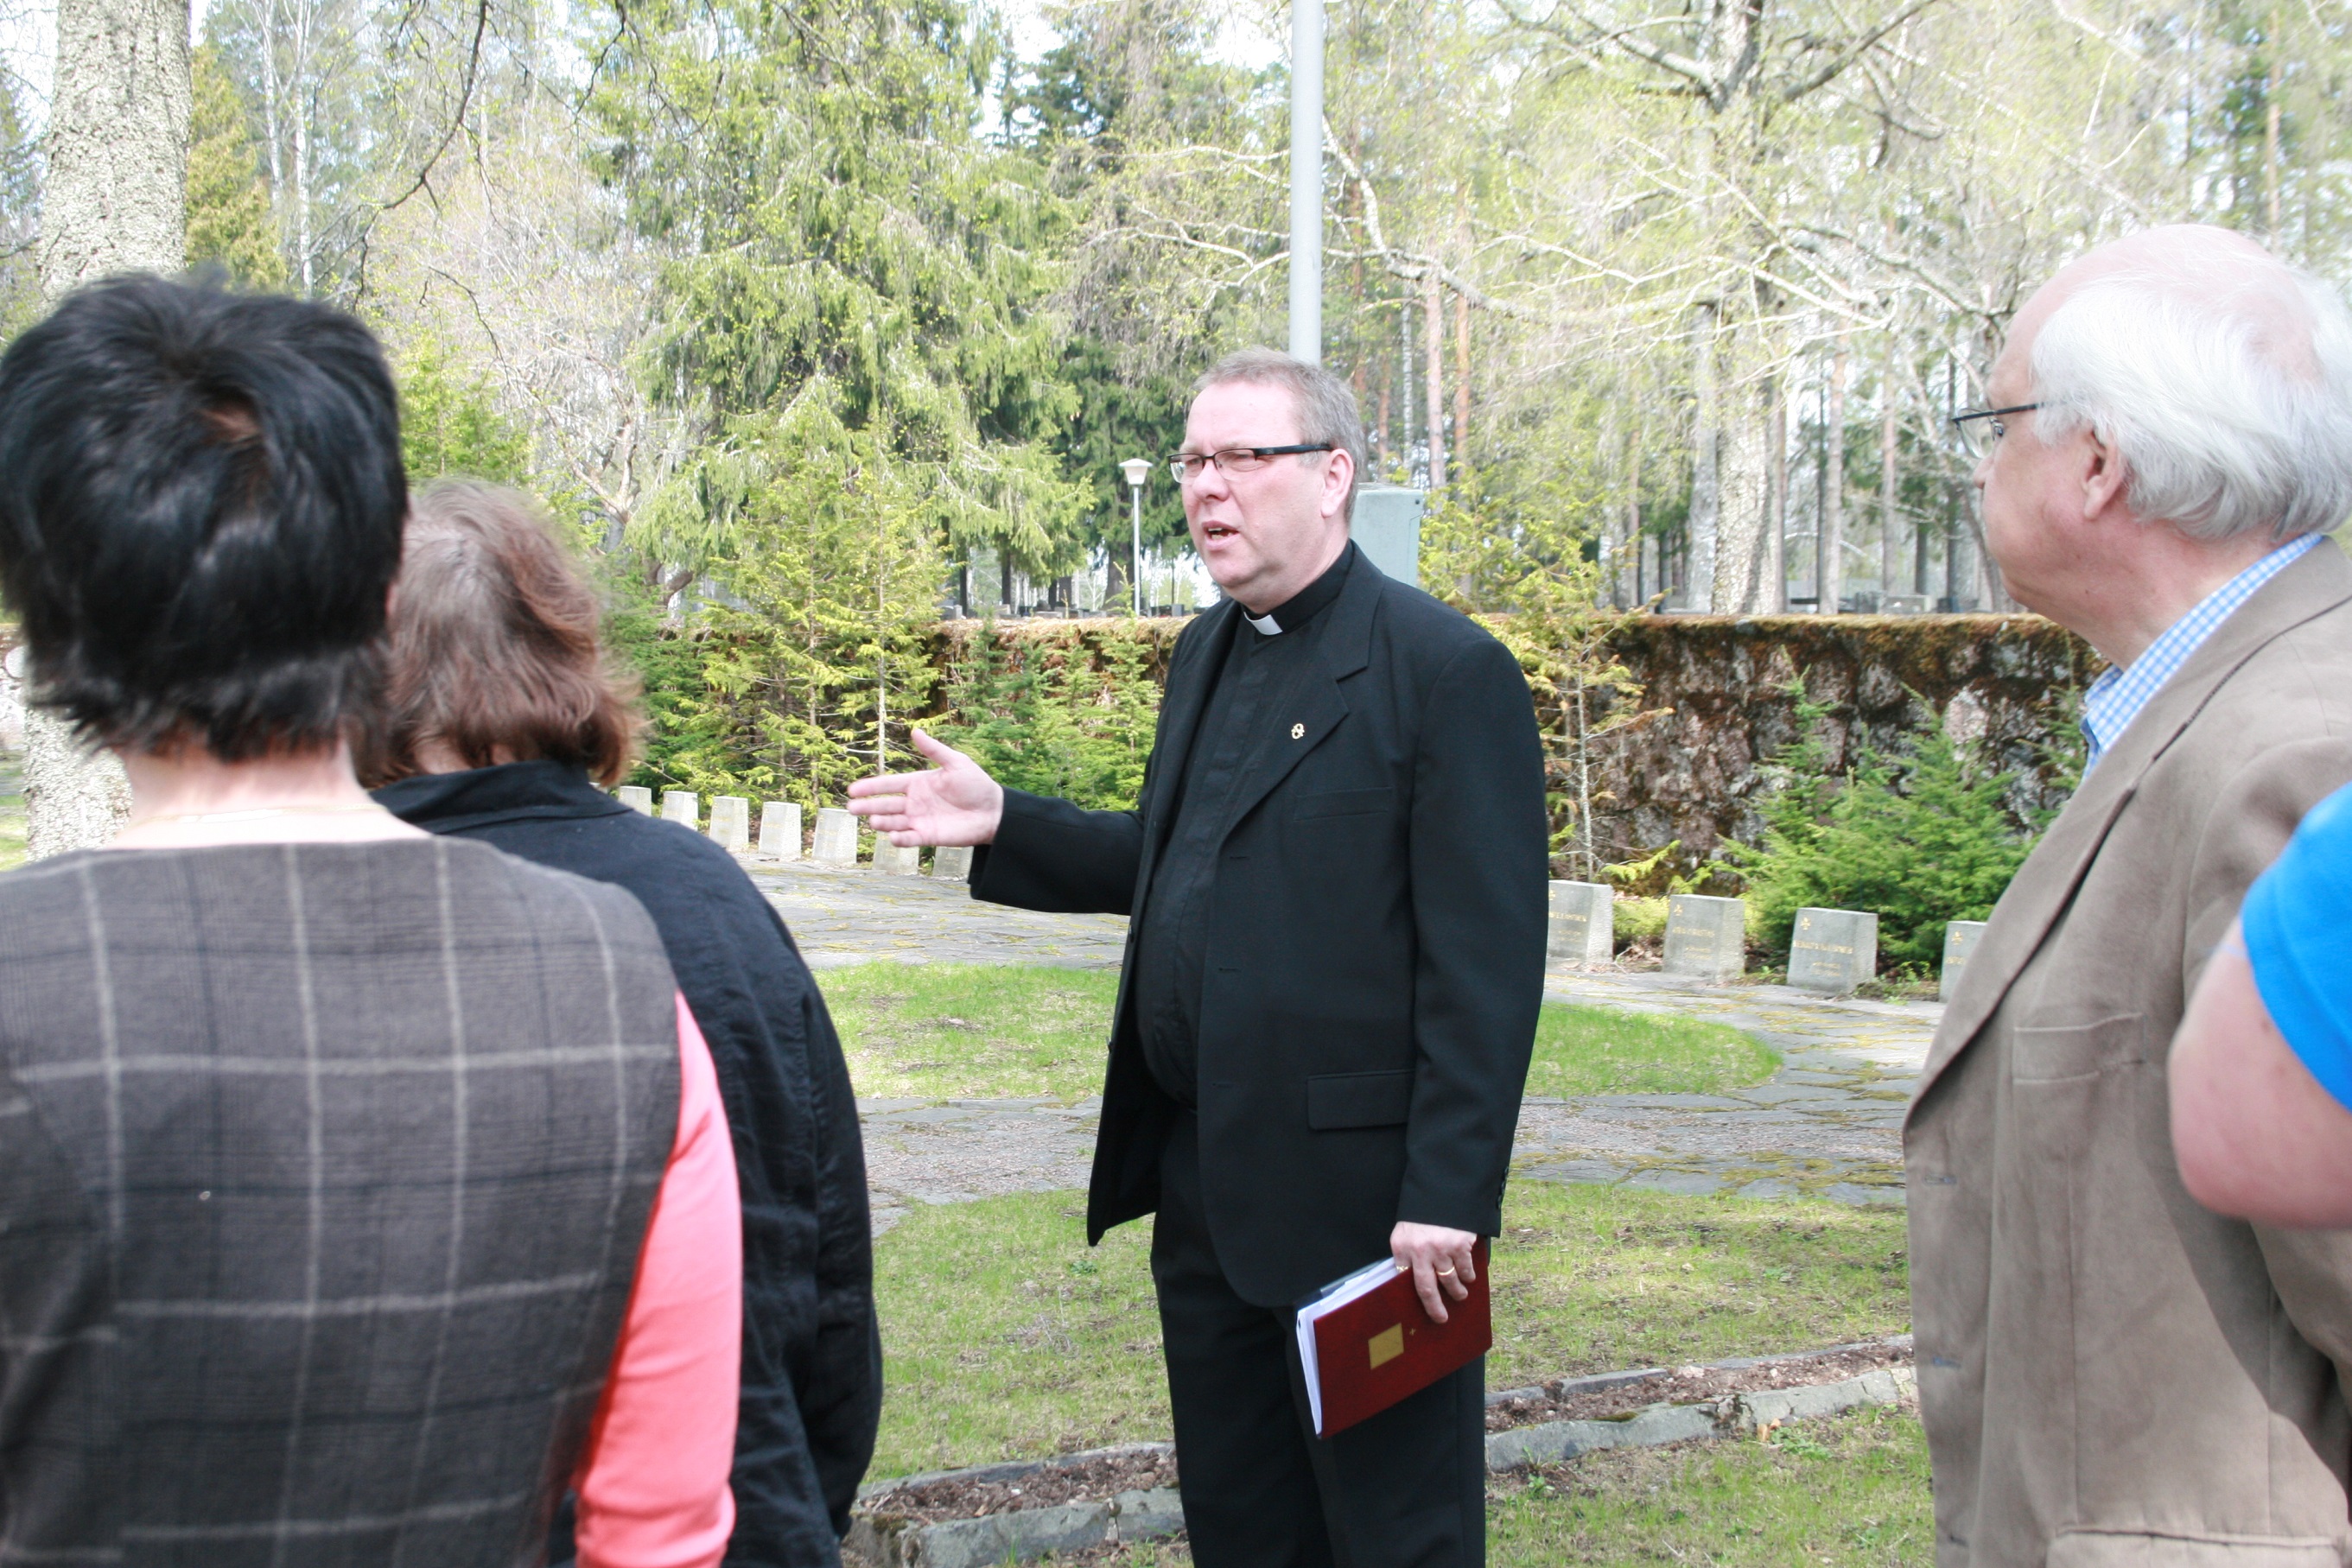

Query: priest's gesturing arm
<box><xmin>846</xmin><ymin>728</ymin><xmax>1144</xmax><ymax>915</ymax></box>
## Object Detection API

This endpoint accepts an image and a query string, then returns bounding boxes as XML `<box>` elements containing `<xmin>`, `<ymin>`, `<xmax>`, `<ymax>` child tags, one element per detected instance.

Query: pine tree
<box><xmin>185</xmin><ymin>44</ymin><xmax>288</xmax><ymax>290</ymax></box>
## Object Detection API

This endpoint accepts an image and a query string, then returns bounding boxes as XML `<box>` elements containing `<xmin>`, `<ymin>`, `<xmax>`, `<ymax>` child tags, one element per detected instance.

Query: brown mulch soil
<box><xmin>1482</xmin><ymin>1340</ymin><xmax>1911</xmax><ymax>1433</ymax></box>
<box><xmin>861</xmin><ymin>1449</ymin><xmax>1179</xmax><ymax>1524</ymax></box>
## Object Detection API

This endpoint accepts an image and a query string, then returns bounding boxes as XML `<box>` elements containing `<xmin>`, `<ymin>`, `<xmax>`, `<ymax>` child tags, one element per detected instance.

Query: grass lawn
<box><xmin>0</xmin><ymin>756</ymin><xmax>22</xmax><ymax>873</ymax></box>
<box><xmin>870</xmin><ymin>1180</ymin><xmax>1909</xmax><ymax>1479</ymax></box>
<box><xmin>1488</xmin><ymin>1406</ymin><xmax>1933</xmax><ymax>1566</ymax></box>
<box><xmin>828</xmin><ymin>962</ymin><xmax>1775</xmax><ymax>1104</ymax></box>
<box><xmin>1525</xmin><ymin>1004</ymin><xmax>1777</xmax><ymax>1097</ymax></box>
<box><xmin>1051</xmin><ymin>1406</ymin><xmax>1934</xmax><ymax>1567</ymax></box>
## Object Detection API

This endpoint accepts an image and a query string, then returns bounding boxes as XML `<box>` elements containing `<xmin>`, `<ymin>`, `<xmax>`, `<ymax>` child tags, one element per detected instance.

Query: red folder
<box><xmin>1294</xmin><ymin>1241</ymin><xmax>1491</xmax><ymax>1438</ymax></box>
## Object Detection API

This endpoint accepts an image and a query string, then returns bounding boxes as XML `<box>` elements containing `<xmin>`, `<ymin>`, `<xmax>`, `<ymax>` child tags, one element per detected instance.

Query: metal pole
<box><xmin>1287</xmin><ymin>0</ymin><xmax>1323</xmax><ymax>364</ymax></box>
<box><xmin>1131</xmin><ymin>485</ymin><xmax>1142</xmax><ymax>615</ymax></box>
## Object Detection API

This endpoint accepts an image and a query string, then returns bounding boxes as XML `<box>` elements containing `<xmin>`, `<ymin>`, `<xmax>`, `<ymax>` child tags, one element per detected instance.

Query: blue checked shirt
<box><xmin>2079</xmin><ymin>532</ymin><xmax>2322</xmax><ymax>771</ymax></box>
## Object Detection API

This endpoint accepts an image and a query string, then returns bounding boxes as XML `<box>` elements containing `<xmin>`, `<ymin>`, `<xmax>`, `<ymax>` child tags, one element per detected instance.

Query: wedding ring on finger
<box><xmin>1435</xmin><ymin>1265</ymin><xmax>1456</xmax><ymax>1277</ymax></box>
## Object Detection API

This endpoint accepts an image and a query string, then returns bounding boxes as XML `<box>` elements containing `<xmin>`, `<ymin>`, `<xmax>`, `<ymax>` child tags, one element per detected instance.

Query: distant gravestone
<box><xmin>1787</xmin><ymin>906</ymin><xmax>1878</xmax><ymax>993</ymax></box>
<box><xmin>1941</xmin><ymin>920</ymin><xmax>1988</xmax><ymax>1002</ymax></box>
<box><xmin>660</xmin><ymin>790</ymin><xmax>699</xmax><ymax>831</ymax></box>
<box><xmin>617</xmin><ymin>785</ymin><xmax>654</xmax><ymax>816</ymax></box>
<box><xmin>1663</xmin><ymin>893</ymin><xmax>1746</xmax><ymax>981</ymax></box>
<box><xmin>760</xmin><ymin>802</ymin><xmax>802</xmax><ymax>860</ymax></box>
<box><xmin>931</xmin><ymin>845</ymin><xmax>974</xmax><ymax>881</ymax></box>
<box><xmin>1548</xmin><ymin>880</ymin><xmax>1614</xmax><ymax>968</ymax></box>
<box><xmin>873</xmin><ymin>840</ymin><xmax>922</xmax><ymax>876</ymax></box>
<box><xmin>812</xmin><ymin>807</ymin><xmax>859</xmax><ymax>866</ymax></box>
<box><xmin>709</xmin><ymin>796</ymin><xmax>751</xmax><ymax>854</ymax></box>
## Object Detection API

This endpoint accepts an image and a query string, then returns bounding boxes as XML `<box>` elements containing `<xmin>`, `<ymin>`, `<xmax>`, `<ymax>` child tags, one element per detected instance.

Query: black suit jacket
<box><xmin>971</xmin><ymin>553</ymin><xmax>1548</xmax><ymax>1306</ymax></box>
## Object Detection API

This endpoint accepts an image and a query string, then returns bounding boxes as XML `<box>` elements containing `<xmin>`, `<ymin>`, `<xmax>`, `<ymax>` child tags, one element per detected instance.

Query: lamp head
<box><xmin>1118</xmin><ymin>457</ymin><xmax>1152</xmax><ymax>490</ymax></box>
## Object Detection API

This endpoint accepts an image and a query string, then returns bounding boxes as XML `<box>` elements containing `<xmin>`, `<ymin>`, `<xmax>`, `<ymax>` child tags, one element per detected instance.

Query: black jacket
<box><xmin>376</xmin><ymin>762</ymin><xmax>880</xmax><ymax>1565</ymax></box>
<box><xmin>971</xmin><ymin>552</ymin><xmax>1548</xmax><ymax>1307</ymax></box>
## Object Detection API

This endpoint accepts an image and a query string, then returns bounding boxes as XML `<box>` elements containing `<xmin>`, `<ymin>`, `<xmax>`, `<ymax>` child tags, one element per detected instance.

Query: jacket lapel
<box><xmin>1911</xmin><ymin>540</ymin><xmax>2352</xmax><ymax>1109</ymax></box>
<box><xmin>1210</xmin><ymin>554</ymin><xmax>1381</xmax><ymax>845</ymax></box>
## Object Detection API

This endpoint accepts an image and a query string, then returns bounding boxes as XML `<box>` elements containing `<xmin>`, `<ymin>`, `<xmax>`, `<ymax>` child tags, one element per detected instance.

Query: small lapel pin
<box><xmin>1290</xmin><ymin>723</ymin><xmax>1305</xmax><ymax>740</ymax></box>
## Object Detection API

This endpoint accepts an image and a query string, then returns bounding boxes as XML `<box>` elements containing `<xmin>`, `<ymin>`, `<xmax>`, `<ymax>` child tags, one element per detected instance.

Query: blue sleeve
<box><xmin>2242</xmin><ymin>778</ymin><xmax>2352</xmax><ymax>1114</ymax></box>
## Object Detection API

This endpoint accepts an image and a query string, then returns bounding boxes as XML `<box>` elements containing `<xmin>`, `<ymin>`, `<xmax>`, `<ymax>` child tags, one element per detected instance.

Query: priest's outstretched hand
<box><xmin>846</xmin><ymin>729</ymin><xmax>1006</xmax><ymax>847</ymax></box>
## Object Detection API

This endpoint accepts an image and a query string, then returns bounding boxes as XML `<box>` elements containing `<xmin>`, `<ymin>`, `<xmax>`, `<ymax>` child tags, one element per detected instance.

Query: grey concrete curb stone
<box><xmin>1484</xmin><ymin>1366</ymin><xmax>1917</xmax><ymax>1472</ymax></box>
<box><xmin>845</xmin><ymin>1444</ymin><xmax>1183</xmax><ymax>1568</ymax></box>
<box><xmin>844</xmin><ymin>1346</ymin><xmax>1917</xmax><ymax>1564</ymax></box>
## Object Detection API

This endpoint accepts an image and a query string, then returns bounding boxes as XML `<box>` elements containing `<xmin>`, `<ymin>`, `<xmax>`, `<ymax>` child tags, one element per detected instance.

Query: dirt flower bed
<box><xmin>1483</xmin><ymin>1339</ymin><xmax>1912</xmax><ymax>1432</ymax></box>
<box><xmin>861</xmin><ymin>1448</ymin><xmax>1179</xmax><ymax>1524</ymax></box>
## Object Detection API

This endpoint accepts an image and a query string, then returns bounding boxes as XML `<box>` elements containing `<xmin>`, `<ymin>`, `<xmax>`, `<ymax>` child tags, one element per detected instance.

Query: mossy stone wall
<box><xmin>1591</xmin><ymin>613</ymin><xmax>2099</xmax><ymax>870</ymax></box>
<box><xmin>921</xmin><ymin>611</ymin><xmax>2100</xmax><ymax>872</ymax></box>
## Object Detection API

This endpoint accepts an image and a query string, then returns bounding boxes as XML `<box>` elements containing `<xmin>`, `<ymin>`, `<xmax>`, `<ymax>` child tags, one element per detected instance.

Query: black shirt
<box><xmin>1131</xmin><ymin>543</ymin><xmax>1357</xmax><ymax>1104</ymax></box>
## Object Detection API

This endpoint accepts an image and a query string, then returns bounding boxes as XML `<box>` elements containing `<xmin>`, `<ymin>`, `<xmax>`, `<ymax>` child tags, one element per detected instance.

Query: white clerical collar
<box><xmin>1245</xmin><ymin>611</ymin><xmax>1283</xmax><ymax>636</ymax></box>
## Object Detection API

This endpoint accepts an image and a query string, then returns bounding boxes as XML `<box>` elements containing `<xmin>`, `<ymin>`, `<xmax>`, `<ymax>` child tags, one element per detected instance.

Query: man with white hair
<box><xmin>1909</xmin><ymin>224</ymin><xmax>2352</xmax><ymax>1568</ymax></box>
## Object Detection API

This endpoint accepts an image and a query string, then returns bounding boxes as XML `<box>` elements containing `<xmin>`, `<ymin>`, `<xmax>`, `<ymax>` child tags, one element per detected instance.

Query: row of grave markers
<box><xmin>1548</xmin><ymin>880</ymin><xmax>1986</xmax><ymax>1002</ymax></box>
<box><xmin>613</xmin><ymin>785</ymin><xmax>976</xmax><ymax>881</ymax></box>
<box><xmin>609</xmin><ymin>790</ymin><xmax>1973</xmax><ymax>999</ymax></box>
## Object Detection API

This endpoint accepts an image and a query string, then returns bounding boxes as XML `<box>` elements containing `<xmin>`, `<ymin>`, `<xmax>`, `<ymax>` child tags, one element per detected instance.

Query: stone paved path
<box><xmin>748</xmin><ymin>860</ymin><xmax>1936</xmax><ymax>1231</ymax></box>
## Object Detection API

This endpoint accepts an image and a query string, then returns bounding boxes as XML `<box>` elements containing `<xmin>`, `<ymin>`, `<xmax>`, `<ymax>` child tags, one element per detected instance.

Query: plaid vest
<box><xmin>0</xmin><ymin>837</ymin><xmax>681</xmax><ymax>1566</ymax></box>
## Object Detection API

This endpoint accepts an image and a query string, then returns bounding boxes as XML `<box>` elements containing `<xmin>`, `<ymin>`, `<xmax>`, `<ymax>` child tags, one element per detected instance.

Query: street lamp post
<box><xmin>1119</xmin><ymin>458</ymin><xmax>1152</xmax><ymax>616</ymax></box>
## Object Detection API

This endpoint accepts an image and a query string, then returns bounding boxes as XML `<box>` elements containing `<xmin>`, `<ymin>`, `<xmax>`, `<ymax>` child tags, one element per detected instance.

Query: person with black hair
<box><xmin>0</xmin><ymin>275</ymin><xmax>742</xmax><ymax>1568</ymax></box>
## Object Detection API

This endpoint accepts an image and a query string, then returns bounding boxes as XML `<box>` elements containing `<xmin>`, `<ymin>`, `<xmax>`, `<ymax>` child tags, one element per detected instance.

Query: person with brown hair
<box><xmin>365</xmin><ymin>480</ymin><xmax>880</xmax><ymax>1568</ymax></box>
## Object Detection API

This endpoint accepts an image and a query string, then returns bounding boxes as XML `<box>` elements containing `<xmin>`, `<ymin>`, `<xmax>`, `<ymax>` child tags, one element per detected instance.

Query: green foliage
<box><xmin>1731</xmin><ymin>688</ymin><xmax>2052</xmax><ymax>972</ymax></box>
<box><xmin>588</xmin><ymin>0</ymin><xmax>1088</xmax><ymax>574</ymax></box>
<box><xmin>626</xmin><ymin>396</ymin><xmax>945</xmax><ymax>804</ymax></box>
<box><xmin>1422</xmin><ymin>467</ymin><xmax>1644</xmax><ymax>878</ymax></box>
<box><xmin>931</xmin><ymin>623</ymin><xmax>1163</xmax><ymax>809</ymax></box>
<box><xmin>395</xmin><ymin>339</ymin><xmax>532</xmax><ymax>485</ymax></box>
<box><xmin>186</xmin><ymin>45</ymin><xmax>287</xmax><ymax>290</ymax></box>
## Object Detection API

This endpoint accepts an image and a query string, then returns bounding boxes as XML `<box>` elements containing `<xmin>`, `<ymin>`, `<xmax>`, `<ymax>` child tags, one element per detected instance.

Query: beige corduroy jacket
<box><xmin>1907</xmin><ymin>539</ymin><xmax>2352</xmax><ymax>1568</ymax></box>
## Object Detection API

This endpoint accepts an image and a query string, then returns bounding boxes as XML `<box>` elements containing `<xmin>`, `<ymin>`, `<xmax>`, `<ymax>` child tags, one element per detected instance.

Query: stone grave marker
<box><xmin>1787</xmin><ymin>907</ymin><xmax>1878</xmax><ymax>993</ymax></box>
<box><xmin>760</xmin><ymin>802</ymin><xmax>802</xmax><ymax>860</ymax></box>
<box><xmin>873</xmin><ymin>840</ymin><xmax>922</xmax><ymax>875</ymax></box>
<box><xmin>1941</xmin><ymin>920</ymin><xmax>1988</xmax><ymax>1002</ymax></box>
<box><xmin>1663</xmin><ymin>894</ymin><xmax>1746</xmax><ymax>981</ymax></box>
<box><xmin>931</xmin><ymin>845</ymin><xmax>974</xmax><ymax>881</ymax></box>
<box><xmin>660</xmin><ymin>790</ymin><xmax>698</xmax><ymax>831</ymax></box>
<box><xmin>708</xmin><ymin>796</ymin><xmax>751</xmax><ymax>854</ymax></box>
<box><xmin>812</xmin><ymin>807</ymin><xmax>859</xmax><ymax>866</ymax></box>
<box><xmin>617</xmin><ymin>785</ymin><xmax>654</xmax><ymax>815</ymax></box>
<box><xmin>1548</xmin><ymin>880</ymin><xmax>1614</xmax><ymax>968</ymax></box>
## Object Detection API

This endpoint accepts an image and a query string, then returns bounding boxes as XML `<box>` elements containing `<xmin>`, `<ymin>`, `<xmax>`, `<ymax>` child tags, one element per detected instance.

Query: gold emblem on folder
<box><xmin>1367</xmin><ymin>1324</ymin><xmax>1404</xmax><ymax>1369</ymax></box>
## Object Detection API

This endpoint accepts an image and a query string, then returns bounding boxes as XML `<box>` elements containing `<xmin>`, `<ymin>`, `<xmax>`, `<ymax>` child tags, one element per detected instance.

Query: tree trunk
<box><xmin>1624</xmin><ymin>428</ymin><xmax>1643</xmax><ymax>609</ymax></box>
<box><xmin>1422</xmin><ymin>269</ymin><xmax>1446</xmax><ymax>491</ymax></box>
<box><xmin>1879</xmin><ymin>352</ymin><xmax>1901</xmax><ymax>605</ymax></box>
<box><xmin>24</xmin><ymin>0</ymin><xmax>189</xmax><ymax>860</ymax></box>
<box><xmin>1764</xmin><ymin>373</ymin><xmax>1785</xmax><ymax>613</ymax></box>
<box><xmin>1686</xmin><ymin>301</ymin><xmax>1720</xmax><ymax>609</ymax></box>
<box><xmin>1711</xmin><ymin>359</ymin><xmax>1772</xmax><ymax>614</ymax></box>
<box><xmin>1821</xmin><ymin>338</ymin><xmax>1847</xmax><ymax>615</ymax></box>
<box><xmin>1398</xmin><ymin>293</ymin><xmax>1414</xmax><ymax>482</ymax></box>
<box><xmin>1453</xmin><ymin>282</ymin><xmax>1471</xmax><ymax>471</ymax></box>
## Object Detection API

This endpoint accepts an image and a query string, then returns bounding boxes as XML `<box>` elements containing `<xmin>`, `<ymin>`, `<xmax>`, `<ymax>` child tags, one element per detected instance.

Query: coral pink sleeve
<box><xmin>573</xmin><ymin>996</ymin><xmax>742</xmax><ymax>1568</ymax></box>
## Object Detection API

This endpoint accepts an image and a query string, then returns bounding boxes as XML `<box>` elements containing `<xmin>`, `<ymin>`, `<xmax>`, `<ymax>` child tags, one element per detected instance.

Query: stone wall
<box><xmin>1583</xmin><ymin>614</ymin><xmax>2099</xmax><ymax>874</ymax></box>
<box><xmin>919</xmin><ymin>611</ymin><xmax>2101</xmax><ymax>874</ymax></box>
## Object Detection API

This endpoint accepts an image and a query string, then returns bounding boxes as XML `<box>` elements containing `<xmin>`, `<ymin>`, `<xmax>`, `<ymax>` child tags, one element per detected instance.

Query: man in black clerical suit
<box><xmin>849</xmin><ymin>349</ymin><xmax>1546</xmax><ymax>1567</ymax></box>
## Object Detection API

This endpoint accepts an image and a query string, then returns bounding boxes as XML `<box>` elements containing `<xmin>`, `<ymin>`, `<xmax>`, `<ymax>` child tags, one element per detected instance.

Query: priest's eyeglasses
<box><xmin>1166</xmin><ymin>443</ymin><xmax>1334</xmax><ymax>485</ymax></box>
<box><xmin>1949</xmin><ymin>403</ymin><xmax>2042</xmax><ymax>459</ymax></box>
